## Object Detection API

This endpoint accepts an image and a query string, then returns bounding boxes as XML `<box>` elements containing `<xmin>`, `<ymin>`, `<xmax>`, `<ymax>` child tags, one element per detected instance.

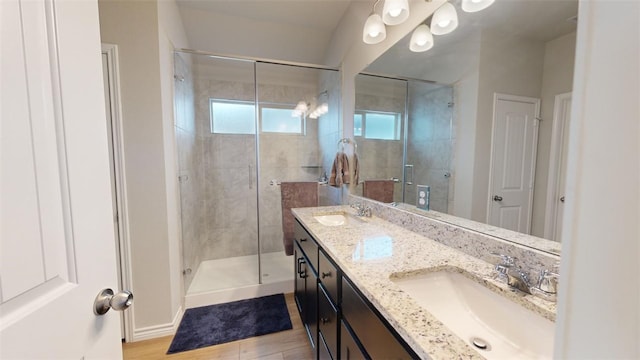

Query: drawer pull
<box><xmin>321</xmin><ymin>271</ymin><xmax>332</xmax><ymax>279</ymax></box>
<box><xmin>300</xmin><ymin>238</ymin><xmax>308</xmax><ymax>242</ymax></box>
<box><xmin>297</xmin><ymin>257</ymin><xmax>307</xmax><ymax>278</ymax></box>
<box><xmin>321</xmin><ymin>317</ymin><xmax>330</xmax><ymax>324</ymax></box>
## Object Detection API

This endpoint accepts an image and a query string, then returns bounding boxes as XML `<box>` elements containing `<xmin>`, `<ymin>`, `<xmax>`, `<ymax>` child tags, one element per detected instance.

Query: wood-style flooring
<box><xmin>122</xmin><ymin>293</ymin><xmax>314</xmax><ymax>360</ymax></box>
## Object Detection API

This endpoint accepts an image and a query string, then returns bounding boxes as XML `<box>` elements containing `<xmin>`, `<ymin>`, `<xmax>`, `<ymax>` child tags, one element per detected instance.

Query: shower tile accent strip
<box><xmin>292</xmin><ymin>205</ymin><xmax>557</xmax><ymax>360</ymax></box>
<box><xmin>349</xmin><ymin>195</ymin><xmax>561</xmax><ymax>281</ymax></box>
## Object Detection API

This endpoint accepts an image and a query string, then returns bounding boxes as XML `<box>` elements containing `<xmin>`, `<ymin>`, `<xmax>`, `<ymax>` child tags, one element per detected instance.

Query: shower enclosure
<box><xmin>174</xmin><ymin>51</ymin><xmax>341</xmax><ymax>307</ymax></box>
<box><xmin>354</xmin><ymin>74</ymin><xmax>454</xmax><ymax>212</ymax></box>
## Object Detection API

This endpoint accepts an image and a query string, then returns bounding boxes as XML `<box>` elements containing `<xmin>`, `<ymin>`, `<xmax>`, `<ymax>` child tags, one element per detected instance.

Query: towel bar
<box><xmin>337</xmin><ymin>138</ymin><xmax>358</xmax><ymax>154</ymax></box>
<box><xmin>270</xmin><ymin>180</ymin><xmax>328</xmax><ymax>186</ymax></box>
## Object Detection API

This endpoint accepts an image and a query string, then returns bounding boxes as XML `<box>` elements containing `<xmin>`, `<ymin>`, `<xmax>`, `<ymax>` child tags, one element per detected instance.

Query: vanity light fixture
<box><xmin>382</xmin><ymin>0</ymin><xmax>410</xmax><ymax>25</ymax></box>
<box><xmin>430</xmin><ymin>2</ymin><xmax>458</xmax><ymax>35</ymax></box>
<box><xmin>461</xmin><ymin>0</ymin><xmax>494</xmax><ymax>13</ymax></box>
<box><xmin>292</xmin><ymin>101</ymin><xmax>308</xmax><ymax>117</ymax></box>
<box><xmin>363</xmin><ymin>13</ymin><xmax>387</xmax><ymax>44</ymax></box>
<box><xmin>363</xmin><ymin>0</ymin><xmax>387</xmax><ymax>44</ymax></box>
<box><xmin>308</xmin><ymin>91</ymin><xmax>329</xmax><ymax>119</ymax></box>
<box><xmin>409</xmin><ymin>24</ymin><xmax>434</xmax><ymax>52</ymax></box>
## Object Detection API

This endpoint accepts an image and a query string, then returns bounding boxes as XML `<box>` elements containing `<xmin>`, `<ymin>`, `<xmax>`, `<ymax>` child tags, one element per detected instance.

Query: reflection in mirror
<box><xmin>354</xmin><ymin>74</ymin><xmax>454</xmax><ymax>213</ymax></box>
<box><xmin>352</xmin><ymin>0</ymin><xmax>578</xmax><ymax>245</ymax></box>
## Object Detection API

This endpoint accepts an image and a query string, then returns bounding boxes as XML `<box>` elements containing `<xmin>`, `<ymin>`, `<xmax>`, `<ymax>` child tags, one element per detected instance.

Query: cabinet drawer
<box><xmin>295</xmin><ymin>220</ymin><xmax>318</xmax><ymax>273</ymax></box>
<box><xmin>318</xmin><ymin>285</ymin><xmax>338</xmax><ymax>359</ymax></box>
<box><xmin>318</xmin><ymin>249</ymin><xmax>339</xmax><ymax>304</ymax></box>
<box><xmin>341</xmin><ymin>320</ymin><xmax>367</xmax><ymax>360</ymax></box>
<box><xmin>342</xmin><ymin>277</ymin><xmax>415</xmax><ymax>359</ymax></box>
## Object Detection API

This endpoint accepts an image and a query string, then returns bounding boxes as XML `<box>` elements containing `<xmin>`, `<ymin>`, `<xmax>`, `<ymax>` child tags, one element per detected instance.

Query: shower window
<box><xmin>210</xmin><ymin>99</ymin><xmax>304</xmax><ymax>135</ymax></box>
<box><xmin>260</xmin><ymin>104</ymin><xmax>304</xmax><ymax>134</ymax></box>
<box><xmin>210</xmin><ymin>99</ymin><xmax>256</xmax><ymax>134</ymax></box>
<box><xmin>354</xmin><ymin>110</ymin><xmax>401</xmax><ymax>140</ymax></box>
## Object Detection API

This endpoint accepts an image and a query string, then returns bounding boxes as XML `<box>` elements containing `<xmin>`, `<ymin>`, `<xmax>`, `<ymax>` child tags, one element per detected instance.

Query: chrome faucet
<box><xmin>350</xmin><ymin>203</ymin><xmax>372</xmax><ymax>217</ymax></box>
<box><xmin>492</xmin><ymin>254</ymin><xmax>532</xmax><ymax>294</ymax></box>
<box><xmin>492</xmin><ymin>254</ymin><xmax>560</xmax><ymax>301</ymax></box>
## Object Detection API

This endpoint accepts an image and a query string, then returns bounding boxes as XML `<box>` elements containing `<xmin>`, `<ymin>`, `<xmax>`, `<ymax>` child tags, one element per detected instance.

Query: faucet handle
<box><xmin>536</xmin><ymin>269</ymin><xmax>560</xmax><ymax>294</ymax></box>
<box><xmin>490</xmin><ymin>252</ymin><xmax>517</xmax><ymax>267</ymax></box>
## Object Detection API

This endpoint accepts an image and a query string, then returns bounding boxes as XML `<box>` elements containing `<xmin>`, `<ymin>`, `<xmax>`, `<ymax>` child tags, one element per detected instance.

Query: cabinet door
<box><xmin>341</xmin><ymin>320</ymin><xmax>368</xmax><ymax>360</ymax></box>
<box><xmin>294</xmin><ymin>243</ymin><xmax>306</xmax><ymax>320</ymax></box>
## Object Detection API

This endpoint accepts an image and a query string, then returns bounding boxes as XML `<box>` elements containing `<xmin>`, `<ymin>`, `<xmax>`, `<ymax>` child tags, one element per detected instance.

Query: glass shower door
<box><xmin>403</xmin><ymin>81</ymin><xmax>454</xmax><ymax>212</ymax></box>
<box><xmin>175</xmin><ymin>52</ymin><xmax>260</xmax><ymax>295</ymax></box>
<box><xmin>254</xmin><ymin>62</ymin><xmax>340</xmax><ymax>285</ymax></box>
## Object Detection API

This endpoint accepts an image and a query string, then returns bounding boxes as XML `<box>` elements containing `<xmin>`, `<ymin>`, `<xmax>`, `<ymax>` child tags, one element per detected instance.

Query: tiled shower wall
<box><xmin>175</xmin><ymin>56</ymin><xmax>342</xmax><ymax>291</ymax></box>
<box><xmin>405</xmin><ymin>82</ymin><xmax>454</xmax><ymax>212</ymax></box>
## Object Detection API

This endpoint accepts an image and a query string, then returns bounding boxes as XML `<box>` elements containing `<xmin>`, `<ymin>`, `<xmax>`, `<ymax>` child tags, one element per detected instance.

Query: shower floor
<box><xmin>187</xmin><ymin>251</ymin><xmax>293</xmax><ymax>295</ymax></box>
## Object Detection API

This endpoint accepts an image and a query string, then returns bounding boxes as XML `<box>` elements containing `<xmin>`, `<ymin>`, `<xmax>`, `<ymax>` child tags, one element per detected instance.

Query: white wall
<box><xmin>98</xmin><ymin>0</ymin><xmax>187</xmax><ymax>339</ymax></box>
<box><xmin>451</xmin><ymin>72</ymin><xmax>479</xmax><ymax>219</ymax></box>
<box><xmin>470</xmin><ymin>29</ymin><xmax>545</xmax><ymax>222</ymax></box>
<box><xmin>157</xmin><ymin>0</ymin><xmax>190</xmax><ymax>326</ymax></box>
<box><xmin>554</xmin><ymin>1</ymin><xmax>639</xmax><ymax>357</ymax></box>
<box><xmin>531</xmin><ymin>32</ymin><xmax>576</xmax><ymax>237</ymax></box>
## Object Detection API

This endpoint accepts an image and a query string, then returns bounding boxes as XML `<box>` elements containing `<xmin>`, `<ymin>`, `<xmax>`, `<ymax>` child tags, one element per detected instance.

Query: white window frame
<box><xmin>209</xmin><ymin>98</ymin><xmax>305</xmax><ymax>135</ymax></box>
<box><xmin>354</xmin><ymin>109</ymin><xmax>402</xmax><ymax>140</ymax></box>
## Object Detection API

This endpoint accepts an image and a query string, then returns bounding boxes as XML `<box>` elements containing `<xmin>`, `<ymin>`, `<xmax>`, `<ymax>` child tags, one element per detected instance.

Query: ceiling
<box><xmin>176</xmin><ymin>0</ymin><xmax>353</xmax><ymax>31</ymax></box>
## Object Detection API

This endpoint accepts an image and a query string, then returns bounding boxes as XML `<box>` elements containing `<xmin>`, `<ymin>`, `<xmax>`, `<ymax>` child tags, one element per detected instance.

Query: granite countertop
<box><xmin>292</xmin><ymin>205</ymin><xmax>557</xmax><ymax>360</ymax></box>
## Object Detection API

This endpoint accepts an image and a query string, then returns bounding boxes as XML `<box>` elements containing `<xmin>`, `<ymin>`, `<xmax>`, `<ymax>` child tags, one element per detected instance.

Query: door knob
<box><xmin>493</xmin><ymin>195</ymin><xmax>503</xmax><ymax>202</ymax></box>
<box><xmin>560</xmin><ymin>196</ymin><xmax>565</xmax><ymax>203</ymax></box>
<box><xmin>94</xmin><ymin>288</ymin><xmax>133</xmax><ymax>315</ymax></box>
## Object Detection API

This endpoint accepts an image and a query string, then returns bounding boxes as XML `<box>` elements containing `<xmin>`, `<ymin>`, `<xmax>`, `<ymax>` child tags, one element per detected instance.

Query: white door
<box><xmin>487</xmin><ymin>94</ymin><xmax>540</xmax><ymax>233</ymax></box>
<box><xmin>544</xmin><ymin>93</ymin><xmax>572</xmax><ymax>241</ymax></box>
<box><xmin>1</xmin><ymin>0</ymin><xmax>123</xmax><ymax>358</ymax></box>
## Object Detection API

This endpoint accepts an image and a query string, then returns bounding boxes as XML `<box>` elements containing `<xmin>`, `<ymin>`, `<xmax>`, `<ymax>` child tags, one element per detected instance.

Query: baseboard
<box><xmin>185</xmin><ymin>280</ymin><xmax>293</xmax><ymax>309</ymax></box>
<box><xmin>131</xmin><ymin>305</ymin><xmax>184</xmax><ymax>342</ymax></box>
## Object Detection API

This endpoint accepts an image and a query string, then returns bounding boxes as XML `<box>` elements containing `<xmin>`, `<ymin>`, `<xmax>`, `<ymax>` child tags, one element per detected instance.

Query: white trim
<box><xmin>543</xmin><ymin>92</ymin><xmax>572</xmax><ymax>240</ymax></box>
<box><xmin>100</xmin><ymin>43</ymin><xmax>134</xmax><ymax>343</ymax></box>
<box><xmin>185</xmin><ymin>280</ymin><xmax>293</xmax><ymax>309</ymax></box>
<box><xmin>132</xmin><ymin>306</ymin><xmax>184</xmax><ymax>342</ymax></box>
<box><xmin>486</xmin><ymin>93</ymin><xmax>541</xmax><ymax>234</ymax></box>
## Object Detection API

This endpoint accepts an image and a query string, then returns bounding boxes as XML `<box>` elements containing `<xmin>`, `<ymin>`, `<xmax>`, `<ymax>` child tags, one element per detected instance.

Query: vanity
<box><xmin>291</xmin><ymin>205</ymin><xmax>557</xmax><ymax>359</ymax></box>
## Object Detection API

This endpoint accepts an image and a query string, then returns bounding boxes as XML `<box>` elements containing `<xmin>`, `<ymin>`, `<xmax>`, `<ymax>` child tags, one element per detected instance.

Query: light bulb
<box><xmin>431</xmin><ymin>2</ymin><xmax>458</xmax><ymax>35</ymax></box>
<box><xmin>389</xmin><ymin>8</ymin><xmax>402</xmax><ymax>17</ymax></box>
<box><xmin>438</xmin><ymin>19</ymin><xmax>451</xmax><ymax>28</ymax></box>
<box><xmin>382</xmin><ymin>0</ymin><xmax>409</xmax><ymax>25</ymax></box>
<box><xmin>409</xmin><ymin>24</ymin><xmax>434</xmax><ymax>52</ymax></box>
<box><xmin>362</xmin><ymin>13</ymin><xmax>386</xmax><ymax>44</ymax></box>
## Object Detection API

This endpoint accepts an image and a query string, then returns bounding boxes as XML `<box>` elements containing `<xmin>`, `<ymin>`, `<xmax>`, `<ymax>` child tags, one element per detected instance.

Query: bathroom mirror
<box><xmin>351</xmin><ymin>0</ymin><xmax>577</xmax><ymax>250</ymax></box>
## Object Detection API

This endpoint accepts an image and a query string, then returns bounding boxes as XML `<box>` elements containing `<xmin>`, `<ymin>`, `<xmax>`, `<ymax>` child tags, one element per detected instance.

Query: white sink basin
<box><xmin>314</xmin><ymin>213</ymin><xmax>347</xmax><ymax>226</ymax></box>
<box><xmin>313</xmin><ymin>212</ymin><xmax>349</xmax><ymax>226</ymax></box>
<box><xmin>391</xmin><ymin>270</ymin><xmax>554</xmax><ymax>359</ymax></box>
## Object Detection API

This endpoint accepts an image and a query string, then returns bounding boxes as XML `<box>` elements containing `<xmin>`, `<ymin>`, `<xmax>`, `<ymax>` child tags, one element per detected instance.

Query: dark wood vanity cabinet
<box><xmin>294</xmin><ymin>234</ymin><xmax>318</xmax><ymax>351</ymax></box>
<box><xmin>293</xmin><ymin>219</ymin><xmax>418</xmax><ymax>360</ymax></box>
